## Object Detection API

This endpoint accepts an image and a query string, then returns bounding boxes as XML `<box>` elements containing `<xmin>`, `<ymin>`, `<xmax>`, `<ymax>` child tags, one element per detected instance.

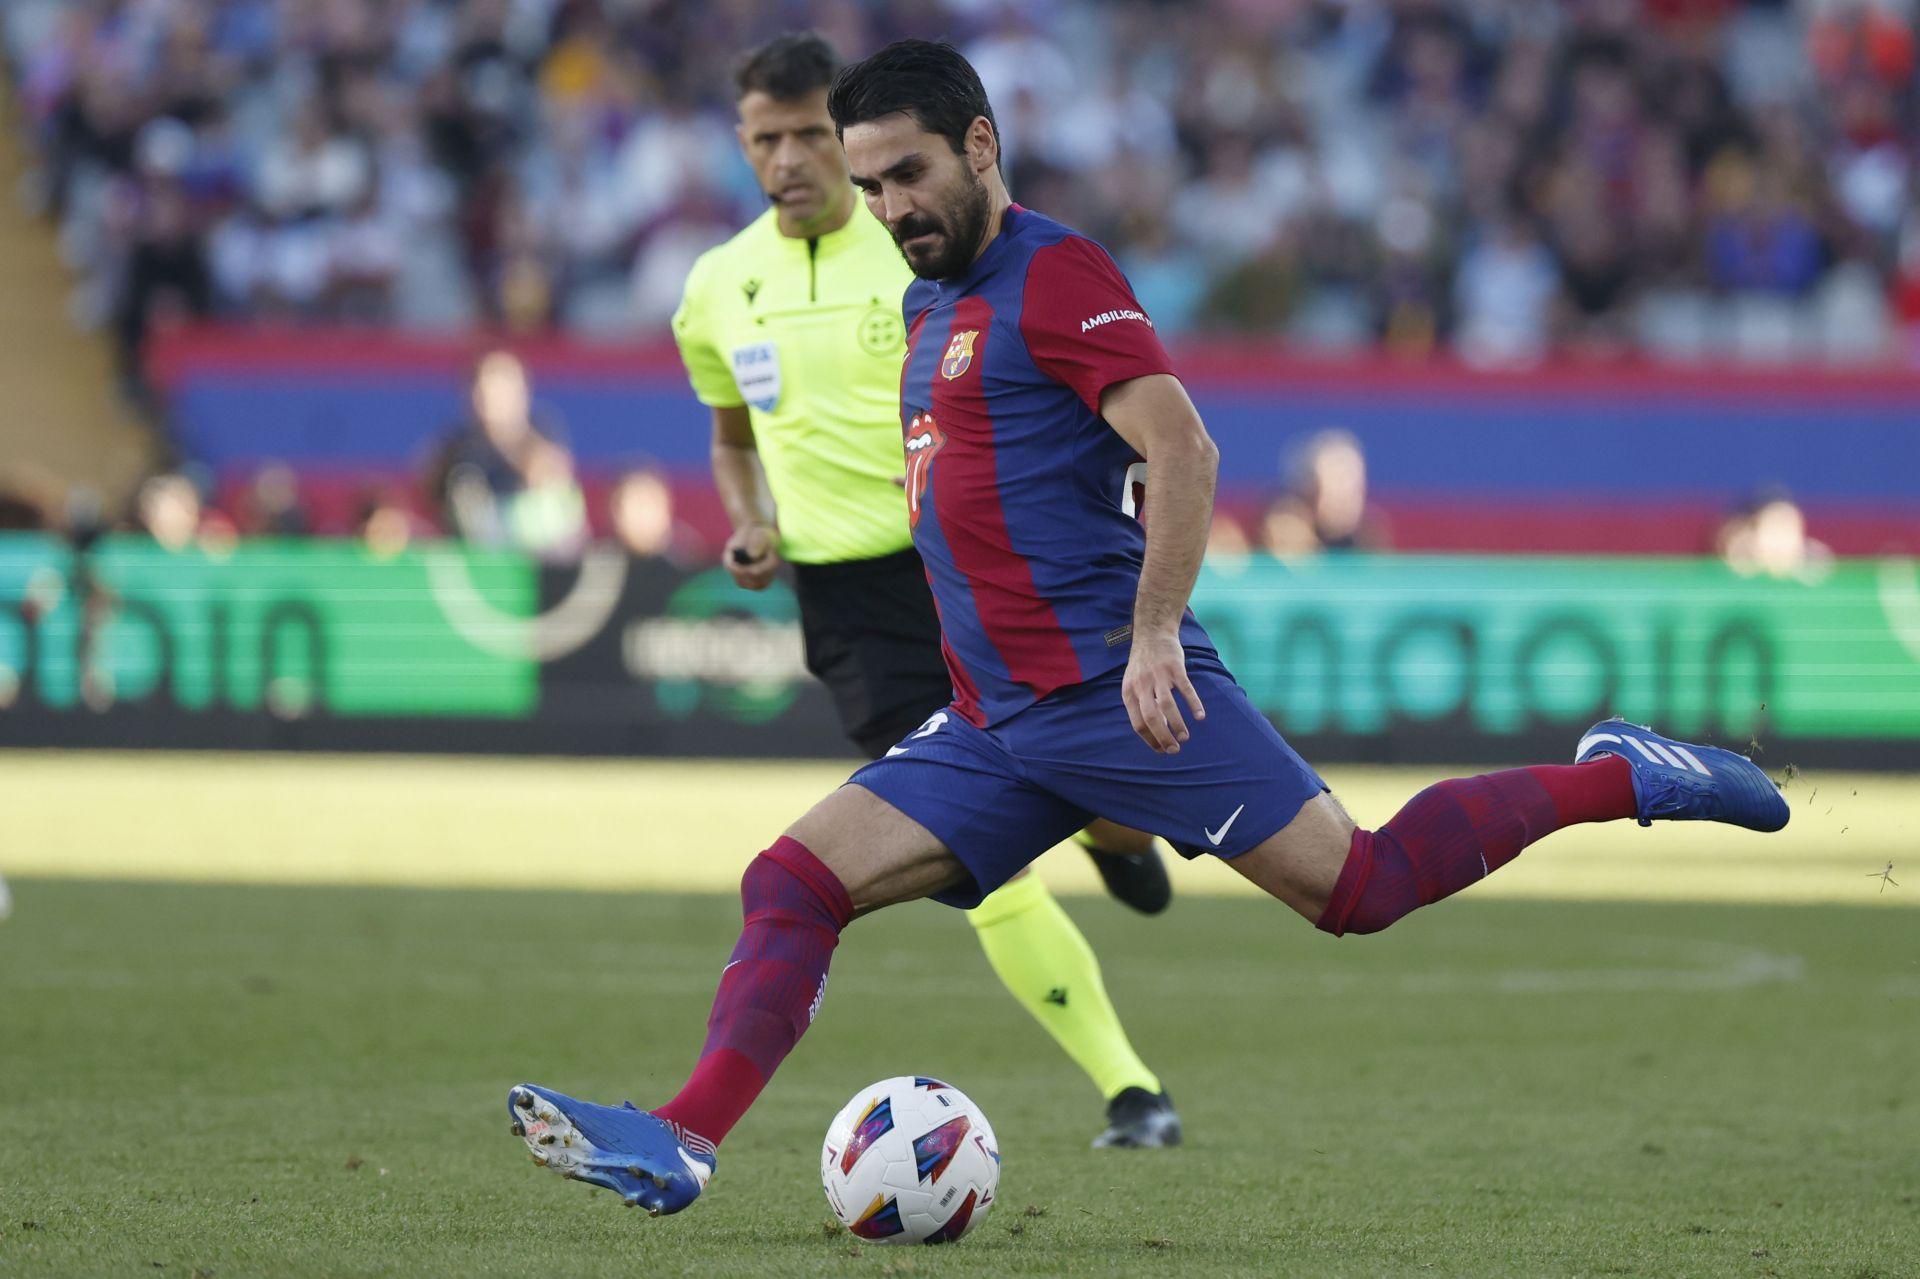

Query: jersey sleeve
<box><xmin>1018</xmin><ymin>235</ymin><xmax>1175</xmax><ymax>412</ymax></box>
<box><xmin>671</xmin><ymin>253</ymin><xmax>746</xmax><ymax>409</ymax></box>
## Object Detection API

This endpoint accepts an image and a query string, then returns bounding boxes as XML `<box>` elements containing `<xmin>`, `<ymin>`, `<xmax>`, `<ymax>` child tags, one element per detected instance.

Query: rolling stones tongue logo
<box><xmin>904</xmin><ymin>411</ymin><xmax>947</xmax><ymax>529</ymax></box>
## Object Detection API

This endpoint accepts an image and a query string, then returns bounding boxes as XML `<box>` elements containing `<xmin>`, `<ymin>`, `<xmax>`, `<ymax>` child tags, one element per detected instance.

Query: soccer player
<box><xmin>668</xmin><ymin>34</ymin><xmax>1179</xmax><ymax>1148</ymax></box>
<box><xmin>507</xmin><ymin>40</ymin><xmax>1789</xmax><ymax>1216</ymax></box>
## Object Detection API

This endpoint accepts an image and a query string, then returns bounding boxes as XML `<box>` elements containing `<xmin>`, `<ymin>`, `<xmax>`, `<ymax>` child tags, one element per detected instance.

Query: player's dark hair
<box><xmin>826</xmin><ymin>39</ymin><xmax>997</xmax><ymax>156</ymax></box>
<box><xmin>733</xmin><ymin>32</ymin><xmax>841</xmax><ymax>102</ymax></box>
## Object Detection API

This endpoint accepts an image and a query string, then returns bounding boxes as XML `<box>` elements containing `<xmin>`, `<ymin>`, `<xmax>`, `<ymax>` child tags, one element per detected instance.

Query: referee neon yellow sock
<box><xmin>966</xmin><ymin>872</ymin><xmax>1162</xmax><ymax>1101</ymax></box>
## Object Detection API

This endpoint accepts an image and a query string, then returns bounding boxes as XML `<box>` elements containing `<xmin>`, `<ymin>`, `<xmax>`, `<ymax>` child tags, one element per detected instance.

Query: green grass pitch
<box><xmin>1</xmin><ymin>753</ymin><xmax>1916</xmax><ymax>1277</ymax></box>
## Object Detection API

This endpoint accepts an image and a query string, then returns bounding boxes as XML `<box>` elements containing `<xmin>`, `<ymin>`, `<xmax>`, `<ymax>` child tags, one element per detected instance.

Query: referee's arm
<box><xmin>711</xmin><ymin>405</ymin><xmax>782</xmax><ymax>590</ymax></box>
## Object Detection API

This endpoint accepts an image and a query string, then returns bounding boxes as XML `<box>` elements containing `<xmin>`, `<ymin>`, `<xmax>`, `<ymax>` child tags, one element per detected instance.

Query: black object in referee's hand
<box><xmin>731</xmin><ymin>547</ymin><xmax>755</xmax><ymax>565</ymax></box>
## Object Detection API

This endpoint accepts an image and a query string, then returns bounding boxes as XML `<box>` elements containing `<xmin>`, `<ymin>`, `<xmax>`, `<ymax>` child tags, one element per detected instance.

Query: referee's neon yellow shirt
<box><xmin>672</xmin><ymin>205</ymin><xmax>915</xmax><ymax>565</ymax></box>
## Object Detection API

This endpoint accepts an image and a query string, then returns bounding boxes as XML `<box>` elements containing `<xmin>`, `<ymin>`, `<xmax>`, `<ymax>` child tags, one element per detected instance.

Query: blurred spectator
<box><xmin>256</xmin><ymin>99</ymin><xmax>371</xmax><ymax>226</ymax></box>
<box><xmin>433</xmin><ymin>350</ymin><xmax>587</xmax><ymax>561</ymax></box>
<box><xmin>1702</xmin><ymin>149</ymin><xmax>1824</xmax><ymax>296</ymax></box>
<box><xmin>1715</xmin><ymin>486</ymin><xmax>1834</xmax><ymax>582</ymax></box>
<box><xmin>110</xmin><ymin>116</ymin><xmax>215</xmax><ymax>394</ymax></box>
<box><xmin>4</xmin><ymin>0</ymin><xmax>1917</xmax><ymax>371</ymax></box>
<box><xmin>356</xmin><ymin>484</ymin><xmax>423</xmax><ymax>559</ymax></box>
<box><xmin>1114</xmin><ymin>208</ymin><xmax>1206</xmax><ymax>337</ymax></box>
<box><xmin>1205</xmin><ymin>509</ymin><xmax>1252</xmax><ymax>564</ymax></box>
<box><xmin>237</xmin><ymin>463</ymin><xmax>310</xmax><ymax>537</ymax></box>
<box><xmin>1259</xmin><ymin>493</ymin><xmax>1321</xmax><ymax>560</ymax></box>
<box><xmin>1454</xmin><ymin>214</ymin><xmax>1557</xmax><ymax>367</ymax></box>
<box><xmin>1260</xmin><ymin>429</ymin><xmax>1391</xmax><ymax>558</ymax></box>
<box><xmin>134</xmin><ymin>472</ymin><xmax>205</xmax><ymax>551</ymax></box>
<box><xmin>1173</xmin><ymin>132</ymin><xmax>1298</xmax><ymax>267</ymax></box>
<box><xmin>607</xmin><ymin>467</ymin><xmax>701</xmax><ymax>565</ymax></box>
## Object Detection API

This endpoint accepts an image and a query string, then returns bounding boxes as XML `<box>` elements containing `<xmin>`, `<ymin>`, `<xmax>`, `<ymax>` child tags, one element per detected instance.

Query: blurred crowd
<box><xmin>9</xmin><ymin>0</ymin><xmax>1920</xmax><ymax>385</ymax></box>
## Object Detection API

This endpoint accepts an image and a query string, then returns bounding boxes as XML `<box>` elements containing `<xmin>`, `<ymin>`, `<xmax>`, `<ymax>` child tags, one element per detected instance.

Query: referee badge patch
<box><xmin>940</xmin><ymin>330</ymin><xmax>978</xmax><ymax>380</ymax></box>
<box><xmin>858</xmin><ymin>305</ymin><xmax>905</xmax><ymax>356</ymax></box>
<box><xmin>731</xmin><ymin>341</ymin><xmax>780</xmax><ymax>411</ymax></box>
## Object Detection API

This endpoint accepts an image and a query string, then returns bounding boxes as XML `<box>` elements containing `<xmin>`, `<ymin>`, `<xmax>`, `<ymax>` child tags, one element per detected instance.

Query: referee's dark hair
<box><xmin>827</xmin><ymin>39</ymin><xmax>998</xmax><ymax>157</ymax></box>
<box><xmin>732</xmin><ymin>32</ymin><xmax>841</xmax><ymax>102</ymax></box>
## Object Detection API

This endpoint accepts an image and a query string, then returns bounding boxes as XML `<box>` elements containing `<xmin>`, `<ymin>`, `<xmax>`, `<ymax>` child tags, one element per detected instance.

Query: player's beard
<box><xmin>893</xmin><ymin>171</ymin><xmax>992</xmax><ymax>280</ymax></box>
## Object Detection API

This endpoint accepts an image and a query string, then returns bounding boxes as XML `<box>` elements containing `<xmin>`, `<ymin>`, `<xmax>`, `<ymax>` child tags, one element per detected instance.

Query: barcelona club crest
<box><xmin>940</xmin><ymin>329</ymin><xmax>978</xmax><ymax>379</ymax></box>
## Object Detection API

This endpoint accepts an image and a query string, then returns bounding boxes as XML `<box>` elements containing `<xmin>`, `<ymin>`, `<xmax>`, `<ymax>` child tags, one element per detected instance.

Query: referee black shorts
<box><xmin>790</xmin><ymin>547</ymin><xmax>955</xmax><ymax>762</ymax></box>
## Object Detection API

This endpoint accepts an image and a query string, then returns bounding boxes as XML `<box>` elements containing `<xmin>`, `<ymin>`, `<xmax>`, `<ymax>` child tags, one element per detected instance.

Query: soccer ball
<box><xmin>821</xmin><ymin>1076</ymin><xmax>999</xmax><ymax>1245</ymax></box>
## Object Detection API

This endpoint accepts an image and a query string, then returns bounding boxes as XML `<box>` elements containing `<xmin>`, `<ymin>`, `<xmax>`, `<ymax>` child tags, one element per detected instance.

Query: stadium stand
<box><xmin>7</xmin><ymin>0</ymin><xmax>1918</xmax><ymax>358</ymax></box>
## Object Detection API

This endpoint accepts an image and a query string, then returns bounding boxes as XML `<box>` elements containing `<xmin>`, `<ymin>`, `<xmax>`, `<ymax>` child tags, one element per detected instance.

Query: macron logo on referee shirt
<box><xmin>1081</xmin><ymin>309</ymin><xmax>1152</xmax><ymax>333</ymax></box>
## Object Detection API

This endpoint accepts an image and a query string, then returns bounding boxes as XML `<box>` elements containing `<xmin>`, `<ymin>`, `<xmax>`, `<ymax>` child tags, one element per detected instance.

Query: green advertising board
<box><xmin>0</xmin><ymin>535</ymin><xmax>538</xmax><ymax>716</ymax></box>
<box><xmin>2</xmin><ymin>535</ymin><xmax>1916</xmax><ymax>753</ymax></box>
<box><xmin>1191</xmin><ymin>554</ymin><xmax>1920</xmax><ymax>741</ymax></box>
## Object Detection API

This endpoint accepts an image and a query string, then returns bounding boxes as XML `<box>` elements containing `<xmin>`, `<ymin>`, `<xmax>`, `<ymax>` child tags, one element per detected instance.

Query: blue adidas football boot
<box><xmin>508</xmin><ymin>1084</ymin><xmax>715</xmax><ymax>1216</ymax></box>
<box><xmin>1574</xmin><ymin>719</ymin><xmax>1789</xmax><ymax>832</ymax></box>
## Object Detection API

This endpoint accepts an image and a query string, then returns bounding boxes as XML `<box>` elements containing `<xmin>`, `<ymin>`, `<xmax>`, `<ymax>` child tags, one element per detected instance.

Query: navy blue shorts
<box><xmin>847</xmin><ymin>651</ymin><xmax>1327</xmax><ymax>909</ymax></box>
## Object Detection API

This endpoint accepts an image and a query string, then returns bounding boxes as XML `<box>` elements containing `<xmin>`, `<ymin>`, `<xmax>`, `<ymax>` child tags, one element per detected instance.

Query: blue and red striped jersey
<box><xmin>900</xmin><ymin>204</ymin><xmax>1216</xmax><ymax>727</ymax></box>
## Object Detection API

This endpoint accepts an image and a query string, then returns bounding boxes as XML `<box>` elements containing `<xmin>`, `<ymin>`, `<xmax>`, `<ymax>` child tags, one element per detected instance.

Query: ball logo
<box><xmin>904</xmin><ymin>412</ymin><xmax>947</xmax><ymax>529</ymax></box>
<box><xmin>940</xmin><ymin>329</ymin><xmax>978</xmax><ymax>379</ymax></box>
<box><xmin>850</xmin><ymin>1194</ymin><xmax>906</xmax><ymax>1240</ymax></box>
<box><xmin>840</xmin><ymin>1096</ymin><xmax>896</xmax><ymax>1175</ymax></box>
<box><xmin>912</xmin><ymin>1115</ymin><xmax>972</xmax><ymax>1184</ymax></box>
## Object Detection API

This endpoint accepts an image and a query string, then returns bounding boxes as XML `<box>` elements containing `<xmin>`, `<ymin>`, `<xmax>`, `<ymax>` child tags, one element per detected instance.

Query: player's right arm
<box><xmin>674</xmin><ymin>251</ymin><xmax>781</xmax><ymax>590</ymax></box>
<box><xmin>710</xmin><ymin>405</ymin><xmax>781</xmax><ymax>590</ymax></box>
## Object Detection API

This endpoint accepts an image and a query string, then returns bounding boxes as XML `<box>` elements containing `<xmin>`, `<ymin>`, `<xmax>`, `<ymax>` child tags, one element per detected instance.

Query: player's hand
<box><xmin>1122</xmin><ymin>630</ymin><xmax>1206</xmax><ymax>754</ymax></box>
<box><xmin>722</xmin><ymin>522</ymin><xmax>781</xmax><ymax>590</ymax></box>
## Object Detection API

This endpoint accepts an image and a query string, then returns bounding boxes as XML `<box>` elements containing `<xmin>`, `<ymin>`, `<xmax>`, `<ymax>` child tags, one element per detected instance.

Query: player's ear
<box><xmin>967</xmin><ymin>116</ymin><xmax>997</xmax><ymax>176</ymax></box>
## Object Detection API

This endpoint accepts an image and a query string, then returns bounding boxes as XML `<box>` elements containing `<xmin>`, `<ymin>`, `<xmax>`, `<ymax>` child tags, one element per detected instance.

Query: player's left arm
<box><xmin>1102</xmin><ymin>374</ymin><xmax>1218</xmax><ymax>755</ymax></box>
<box><xmin>1019</xmin><ymin>234</ymin><xmax>1216</xmax><ymax>754</ymax></box>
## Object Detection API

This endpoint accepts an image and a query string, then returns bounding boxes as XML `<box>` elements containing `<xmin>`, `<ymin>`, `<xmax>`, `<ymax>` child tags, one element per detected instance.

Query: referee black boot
<box><xmin>1092</xmin><ymin>1087</ymin><xmax>1182</xmax><ymax>1149</ymax></box>
<box><xmin>1081</xmin><ymin>837</ymin><xmax>1172</xmax><ymax>915</ymax></box>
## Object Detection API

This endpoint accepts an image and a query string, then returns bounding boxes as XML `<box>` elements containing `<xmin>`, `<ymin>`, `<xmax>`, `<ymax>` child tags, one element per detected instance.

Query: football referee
<box><xmin>670</xmin><ymin>33</ymin><xmax>1179</xmax><ymax>1147</ymax></box>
